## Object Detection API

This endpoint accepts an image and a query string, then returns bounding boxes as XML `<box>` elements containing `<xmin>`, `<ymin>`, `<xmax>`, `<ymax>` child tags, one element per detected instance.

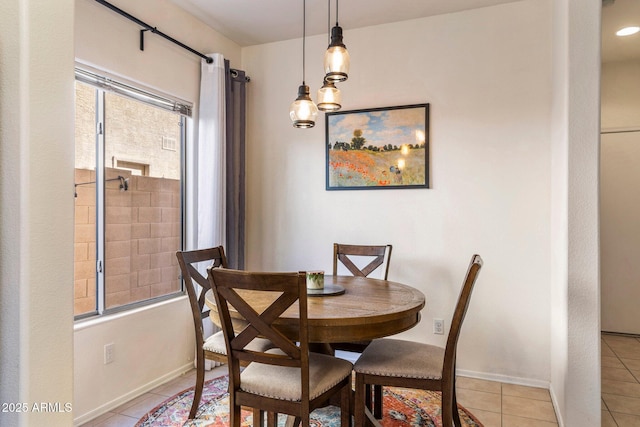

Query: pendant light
<box><xmin>317</xmin><ymin>0</ymin><xmax>342</xmax><ymax>112</ymax></box>
<box><xmin>317</xmin><ymin>78</ymin><xmax>342</xmax><ymax>111</ymax></box>
<box><xmin>289</xmin><ymin>0</ymin><xmax>318</xmax><ymax>128</ymax></box>
<box><xmin>324</xmin><ymin>0</ymin><xmax>349</xmax><ymax>83</ymax></box>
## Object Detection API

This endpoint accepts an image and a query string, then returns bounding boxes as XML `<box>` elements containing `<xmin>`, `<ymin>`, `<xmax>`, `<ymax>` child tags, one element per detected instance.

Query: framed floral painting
<box><xmin>326</xmin><ymin>103</ymin><xmax>429</xmax><ymax>190</ymax></box>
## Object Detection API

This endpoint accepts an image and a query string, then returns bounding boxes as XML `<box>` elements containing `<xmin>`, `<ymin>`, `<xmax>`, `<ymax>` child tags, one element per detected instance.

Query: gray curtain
<box><xmin>224</xmin><ymin>60</ymin><xmax>247</xmax><ymax>269</ymax></box>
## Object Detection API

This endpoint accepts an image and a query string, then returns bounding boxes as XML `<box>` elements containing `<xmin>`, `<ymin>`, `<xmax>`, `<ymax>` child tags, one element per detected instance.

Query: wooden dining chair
<box><xmin>176</xmin><ymin>246</ymin><xmax>273</xmax><ymax>419</ymax></box>
<box><xmin>353</xmin><ymin>254</ymin><xmax>483</xmax><ymax>427</ymax></box>
<box><xmin>208</xmin><ymin>268</ymin><xmax>353</xmax><ymax>427</ymax></box>
<box><xmin>332</xmin><ymin>243</ymin><xmax>392</xmax><ymax>417</ymax></box>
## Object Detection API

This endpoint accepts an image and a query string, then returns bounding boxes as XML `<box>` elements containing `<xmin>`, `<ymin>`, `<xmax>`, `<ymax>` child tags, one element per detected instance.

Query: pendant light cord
<box><xmin>302</xmin><ymin>0</ymin><xmax>307</xmax><ymax>85</ymax></box>
<box><xmin>328</xmin><ymin>0</ymin><xmax>331</xmax><ymax>44</ymax></box>
<box><xmin>335</xmin><ymin>0</ymin><xmax>339</xmax><ymax>26</ymax></box>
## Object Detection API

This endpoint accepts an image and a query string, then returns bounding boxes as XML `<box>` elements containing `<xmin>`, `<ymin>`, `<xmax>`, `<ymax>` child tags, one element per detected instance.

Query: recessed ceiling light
<box><xmin>616</xmin><ymin>26</ymin><xmax>640</xmax><ymax>37</ymax></box>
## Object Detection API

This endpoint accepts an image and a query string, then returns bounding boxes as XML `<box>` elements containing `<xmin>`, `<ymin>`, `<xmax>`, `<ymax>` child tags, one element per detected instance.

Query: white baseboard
<box><xmin>73</xmin><ymin>362</ymin><xmax>194</xmax><ymax>426</ymax></box>
<box><xmin>548</xmin><ymin>385</ymin><xmax>565</xmax><ymax>427</ymax></box>
<box><xmin>456</xmin><ymin>368</ymin><xmax>550</xmax><ymax>390</ymax></box>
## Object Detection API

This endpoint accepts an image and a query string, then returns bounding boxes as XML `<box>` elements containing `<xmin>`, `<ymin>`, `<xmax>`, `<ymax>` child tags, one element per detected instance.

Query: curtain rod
<box><xmin>94</xmin><ymin>0</ymin><xmax>214</xmax><ymax>64</ymax></box>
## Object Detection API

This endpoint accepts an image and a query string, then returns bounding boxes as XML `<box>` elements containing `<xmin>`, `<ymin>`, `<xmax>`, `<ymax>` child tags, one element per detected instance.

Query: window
<box><xmin>113</xmin><ymin>159</ymin><xmax>150</xmax><ymax>176</ymax></box>
<box><xmin>74</xmin><ymin>69</ymin><xmax>191</xmax><ymax>318</ymax></box>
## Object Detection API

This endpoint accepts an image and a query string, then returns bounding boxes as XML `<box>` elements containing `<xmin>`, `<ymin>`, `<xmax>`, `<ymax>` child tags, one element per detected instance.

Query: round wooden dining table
<box><xmin>204</xmin><ymin>275</ymin><xmax>425</xmax><ymax>344</ymax></box>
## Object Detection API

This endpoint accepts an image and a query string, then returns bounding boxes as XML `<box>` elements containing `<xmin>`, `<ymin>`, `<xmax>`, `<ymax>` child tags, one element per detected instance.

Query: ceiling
<box><xmin>168</xmin><ymin>0</ymin><xmax>640</xmax><ymax>63</ymax></box>
<box><xmin>167</xmin><ymin>0</ymin><xmax>522</xmax><ymax>47</ymax></box>
<box><xmin>602</xmin><ymin>0</ymin><xmax>640</xmax><ymax>63</ymax></box>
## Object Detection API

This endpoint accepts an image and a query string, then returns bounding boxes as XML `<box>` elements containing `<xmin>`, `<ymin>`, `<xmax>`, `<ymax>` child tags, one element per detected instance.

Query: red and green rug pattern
<box><xmin>135</xmin><ymin>375</ymin><xmax>483</xmax><ymax>427</ymax></box>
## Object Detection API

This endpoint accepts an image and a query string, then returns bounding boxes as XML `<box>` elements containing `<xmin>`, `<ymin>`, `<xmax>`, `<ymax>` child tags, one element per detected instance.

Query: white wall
<box><xmin>73</xmin><ymin>0</ymin><xmax>242</xmax><ymax>423</ymax></box>
<box><xmin>0</xmin><ymin>0</ymin><xmax>75</xmax><ymax>426</ymax></box>
<box><xmin>243</xmin><ymin>0</ymin><xmax>553</xmax><ymax>385</ymax></box>
<box><xmin>600</xmin><ymin>60</ymin><xmax>640</xmax><ymax>334</ymax></box>
<box><xmin>549</xmin><ymin>0</ymin><xmax>601</xmax><ymax>425</ymax></box>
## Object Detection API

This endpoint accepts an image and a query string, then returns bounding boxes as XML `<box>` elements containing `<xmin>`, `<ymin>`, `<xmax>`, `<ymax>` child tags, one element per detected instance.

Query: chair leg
<box><xmin>230</xmin><ymin>395</ymin><xmax>241</xmax><ymax>427</ymax></box>
<box><xmin>354</xmin><ymin>373</ymin><xmax>366</xmax><ymax>427</ymax></box>
<box><xmin>373</xmin><ymin>385</ymin><xmax>383</xmax><ymax>419</ymax></box>
<box><xmin>340</xmin><ymin>382</ymin><xmax>351</xmax><ymax>427</ymax></box>
<box><xmin>365</xmin><ymin>384</ymin><xmax>372</xmax><ymax>410</ymax></box>
<box><xmin>441</xmin><ymin>387</ymin><xmax>455</xmax><ymax>427</ymax></box>
<box><xmin>449</xmin><ymin>370</ymin><xmax>461</xmax><ymax>427</ymax></box>
<box><xmin>189</xmin><ymin>358</ymin><xmax>205</xmax><ymax>419</ymax></box>
<box><xmin>452</xmin><ymin>387</ymin><xmax>462</xmax><ymax>427</ymax></box>
<box><xmin>266</xmin><ymin>411</ymin><xmax>277</xmax><ymax>427</ymax></box>
<box><xmin>252</xmin><ymin>408</ymin><xmax>264</xmax><ymax>427</ymax></box>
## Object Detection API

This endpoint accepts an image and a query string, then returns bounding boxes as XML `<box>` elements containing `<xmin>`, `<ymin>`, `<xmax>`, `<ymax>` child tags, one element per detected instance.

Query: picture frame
<box><xmin>326</xmin><ymin>103</ymin><xmax>429</xmax><ymax>190</ymax></box>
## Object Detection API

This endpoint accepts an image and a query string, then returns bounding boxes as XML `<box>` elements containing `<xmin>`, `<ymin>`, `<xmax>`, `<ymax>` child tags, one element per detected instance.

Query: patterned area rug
<box><xmin>136</xmin><ymin>375</ymin><xmax>483</xmax><ymax>427</ymax></box>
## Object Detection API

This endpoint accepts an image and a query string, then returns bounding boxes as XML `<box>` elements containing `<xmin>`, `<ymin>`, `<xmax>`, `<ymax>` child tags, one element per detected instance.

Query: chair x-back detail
<box><xmin>333</xmin><ymin>243</ymin><xmax>392</xmax><ymax>280</ymax></box>
<box><xmin>176</xmin><ymin>246</ymin><xmax>272</xmax><ymax>419</ymax></box>
<box><xmin>353</xmin><ymin>254</ymin><xmax>483</xmax><ymax>427</ymax></box>
<box><xmin>209</xmin><ymin>268</ymin><xmax>353</xmax><ymax>427</ymax></box>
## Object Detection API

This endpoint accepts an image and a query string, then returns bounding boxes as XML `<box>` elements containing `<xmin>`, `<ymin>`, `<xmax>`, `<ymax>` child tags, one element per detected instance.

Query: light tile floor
<box><xmin>455</xmin><ymin>377</ymin><xmax>558</xmax><ymax>427</ymax></box>
<box><xmin>602</xmin><ymin>333</ymin><xmax>640</xmax><ymax>427</ymax></box>
<box><xmin>79</xmin><ymin>364</ymin><xmax>558</xmax><ymax>427</ymax></box>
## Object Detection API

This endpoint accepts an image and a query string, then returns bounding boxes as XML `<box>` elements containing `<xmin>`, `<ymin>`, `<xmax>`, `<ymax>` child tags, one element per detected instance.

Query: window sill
<box><xmin>73</xmin><ymin>294</ymin><xmax>188</xmax><ymax>332</ymax></box>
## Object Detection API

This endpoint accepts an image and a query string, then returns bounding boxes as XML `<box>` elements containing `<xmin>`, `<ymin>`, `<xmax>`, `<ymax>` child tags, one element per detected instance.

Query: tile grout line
<box><xmin>500</xmin><ymin>382</ymin><xmax>503</xmax><ymax>427</ymax></box>
<box><xmin>618</xmin><ymin>358</ymin><xmax>640</xmax><ymax>384</ymax></box>
<box><xmin>606</xmin><ymin>409</ymin><xmax>621</xmax><ymax>427</ymax></box>
<box><xmin>600</xmin><ymin>340</ymin><xmax>616</xmax><ymax>421</ymax></box>
<box><xmin>499</xmin><ymin>381</ymin><xmax>503</xmax><ymax>399</ymax></box>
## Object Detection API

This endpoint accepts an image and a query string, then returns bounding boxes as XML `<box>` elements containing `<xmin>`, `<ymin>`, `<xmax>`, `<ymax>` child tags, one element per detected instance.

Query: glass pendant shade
<box><xmin>317</xmin><ymin>80</ymin><xmax>341</xmax><ymax>112</ymax></box>
<box><xmin>324</xmin><ymin>25</ymin><xmax>349</xmax><ymax>82</ymax></box>
<box><xmin>290</xmin><ymin>84</ymin><xmax>318</xmax><ymax>128</ymax></box>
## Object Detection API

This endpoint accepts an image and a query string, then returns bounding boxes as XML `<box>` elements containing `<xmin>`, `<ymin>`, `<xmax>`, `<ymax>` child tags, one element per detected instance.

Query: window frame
<box><xmin>74</xmin><ymin>67</ymin><xmax>191</xmax><ymax>321</ymax></box>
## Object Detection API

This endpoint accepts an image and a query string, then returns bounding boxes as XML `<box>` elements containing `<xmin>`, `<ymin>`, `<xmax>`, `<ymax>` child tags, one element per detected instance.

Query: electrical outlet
<box><xmin>433</xmin><ymin>318</ymin><xmax>444</xmax><ymax>335</ymax></box>
<box><xmin>104</xmin><ymin>343</ymin><xmax>115</xmax><ymax>364</ymax></box>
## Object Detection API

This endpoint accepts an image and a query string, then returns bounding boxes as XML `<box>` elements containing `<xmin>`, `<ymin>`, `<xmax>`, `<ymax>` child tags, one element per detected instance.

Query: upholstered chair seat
<box><xmin>241</xmin><ymin>350</ymin><xmax>354</xmax><ymax>401</ymax></box>
<box><xmin>354</xmin><ymin>338</ymin><xmax>445</xmax><ymax>380</ymax></box>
